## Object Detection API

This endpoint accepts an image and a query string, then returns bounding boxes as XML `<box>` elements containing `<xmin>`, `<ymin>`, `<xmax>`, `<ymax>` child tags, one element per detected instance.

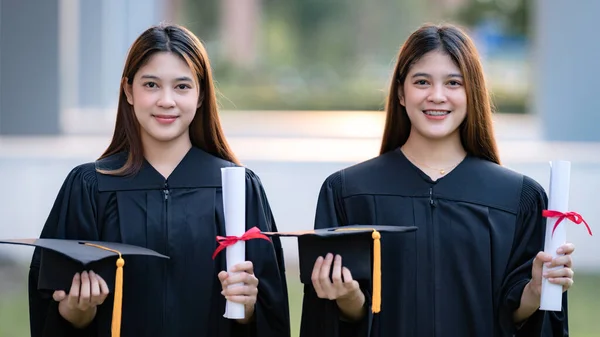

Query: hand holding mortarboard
<box><xmin>312</xmin><ymin>253</ymin><xmax>365</xmax><ymax>321</ymax></box>
<box><xmin>0</xmin><ymin>238</ymin><xmax>168</xmax><ymax>337</ymax></box>
<box><xmin>263</xmin><ymin>224</ymin><xmax>418</xmax><ymax>317</ymax></box>
<box><xmin>52</xmin><ymin>270</ymin><xmax>110</xmax><ymax>329</ymax></box>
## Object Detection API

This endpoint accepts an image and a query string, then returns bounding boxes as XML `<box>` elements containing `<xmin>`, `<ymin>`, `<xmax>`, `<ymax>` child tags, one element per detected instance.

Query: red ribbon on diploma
<box><xmin>542</xmin><ymin>210</ymin><xmax>593</xmax><ymax>237</ymax></box>
<box><xmin>212</xmin><ymin>226</ymin><xmax>272</xmax><ymax>260</ymax></box>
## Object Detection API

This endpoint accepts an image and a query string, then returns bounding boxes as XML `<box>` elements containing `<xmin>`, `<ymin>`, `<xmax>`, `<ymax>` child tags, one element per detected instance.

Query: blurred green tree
<box><xmin>452</xmin><ymin>0</ymin><xmax>530</xmax><ymax>36</ymax></box>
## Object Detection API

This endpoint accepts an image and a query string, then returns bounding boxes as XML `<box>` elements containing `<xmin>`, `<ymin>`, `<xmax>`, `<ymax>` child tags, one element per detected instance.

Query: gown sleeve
<box><xmin>299</xmin><ymin>171</ymin><xmax>372</xmax><ymax>337</ymax></box>
<box><xmin>28</xmin><ymin>163</ymin><xmax>101</xmax><ymax>337</ymax></box>
<box><xmin>230</xmin><ymin>169</ymin><xmax>291</xmax><ymax>337</ymax></box>
<box><xmin>499</xmin><ymin>175</ymin><xmax>569</xmax><ymax>336</ymax></box>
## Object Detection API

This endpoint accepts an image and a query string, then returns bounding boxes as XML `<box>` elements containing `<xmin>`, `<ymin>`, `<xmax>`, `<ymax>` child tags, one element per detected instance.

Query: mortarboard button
<box><xmin>0</xmin><ymin>238</ymin><xmax>169</xmax><ymax>337</ymax></box>
<box><xmin>264</xmin><ymin>225</ymin><xmax>417</xmax><ymax>313</ymax></box>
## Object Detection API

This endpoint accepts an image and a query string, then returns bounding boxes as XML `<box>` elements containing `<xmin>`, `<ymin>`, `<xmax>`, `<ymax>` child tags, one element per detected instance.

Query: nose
<box><xmin>427</xmin><ymin>84</ymin><xmax>447</xmax><ymax>104</ymax></box>
<box><xmin>157</xmin><ymin>89</ymin><xmax>176</xmax><ymax>108</ymax></box>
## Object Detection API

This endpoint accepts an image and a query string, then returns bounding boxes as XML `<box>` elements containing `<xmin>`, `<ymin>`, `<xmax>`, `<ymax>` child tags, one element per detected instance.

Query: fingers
<box><xmin>90</xmin><ymin>271</ymin><xmax>100</xmax><ymax>299</ymax></box>
<box><xmin>78</xmin><ymin>271</ymin><xmax>92</xmax><ymax>309</ymax></box>
<box><xmin>218</xmin><ymin>271</ymin><xmax>228</xmax><ymax>283</ymax></box>
<box><xmin>52</xmin><ymin>290</ymin><xmax>66</xmax><ymax>302</ymax></box>
<box><xmin>545</xmin><ymin>267</ymin><xmax>574</xmax><ymax>279</ymax></box>
<box><xmin>221</xmin><ymin>266</ymin><xmax>259</xmax><ymax>307</ymax></box>
<box><xmin>231</xmin><ymin>261</ymin><xmax>254</xmax><ymax>275</ymax></box>
<box><xmin>311</xmin><ymin>256</ymin><xmax>325</xmax><ymax>297</ymax></box>
<box><xmin>66</xmin><ymin>273</ymin><xmax>81</xmax><ymax>308</ymax></box>
<box><xmin>548</xmin><ymin>276</ymin><xmax>574</xmax><ymax>289</ymax></box>
<box><xmin>331</xmin><ymin>255</ymin><xmax>343</xmax><ymax>287</ymax></box>
<box><xmin>224</xmin><ymin>295</ymin><xmax>256</xmax><ymax>306</ymax></box>
<box><xmin>319</xmin><ymin>254</ymin><xmax>335</xmax><ymax>299</ymax></box>
<box><xmin>548</xmin><ymin>254</ymin><xmax>573</xmax><ymax>268</ymax></box>
<box><xmin>222</xmin><ymin>271</ymin><xmax>259</xmax><ymax>287</ymax></box>
<box><xmin>530</xmin><ymin>252</ymin><xmax>548</xmax><ymax>285</ymax></box>
<box><xmin>341</xmin><ymin>267</ymin><xmax>353</xmax><ymax>284</ymax></box>
<box><xmin>534</xmin><ymin>252</ymin><xmax>553</xmax><ymax>265</ymax></box>
<box><xmin>88</xmin><ymin>271</ymin><xmax>108</xmax><ymax>306</ymax></box>
<box><xmin>342</xmin><ymin>267</ymin><xmax>356</xmax><ymax>287</ymax></box>
<box><xmin>222</xmin><ymin>284</ymin><xmax>258</xmax><ymax>297</ymax></box>
<box><xmin>341</xmin><ymin>267</ymin><xmax>360</xmax><ymax>295</ymax></box>
<box><xmin>557</xmin><ymin>242</ymin><xmax>575</xmax><ymax>255</ymax></box>
<box><xmin>62</xmin><ymin>271</ymin><xmax>110</xmax><ymax>310</ymax></box>
<box><xmin>309</xmin><ymin>253</ymin><xmax>359</xmax><ymax>301</ymax></box>
<box><xmin>96</xmin><ymin>274</ymin><xmax>109</xmax><ymax>305</ymax></box>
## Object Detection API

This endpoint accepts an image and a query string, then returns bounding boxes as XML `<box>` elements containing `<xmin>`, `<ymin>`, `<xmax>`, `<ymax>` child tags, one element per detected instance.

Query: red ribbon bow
<box><xmin>212</xmin><ymin>226</ymin><xmax>271</xmax><ymax>260</ymax></box>
<box><xmin>542</xmin><ymin>210</ymin><xmax>593</xmax><ymax>237</ymax></box>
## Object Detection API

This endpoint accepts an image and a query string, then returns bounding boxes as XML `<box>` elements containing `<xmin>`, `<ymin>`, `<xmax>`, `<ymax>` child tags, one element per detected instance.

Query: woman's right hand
<box><xmin>52</xmin><ymin>271</ymin><xmax>110</xmax><ymax>328</ymax></box>
<box><xmin>311</xmin><ymin>253</ymin><xmax>366</xmax><ymax>320</ymax></box>
<box><xmin>311</xmin><ymin>253</ymin><xmax>360</xmax><ymax>300</ymax></box>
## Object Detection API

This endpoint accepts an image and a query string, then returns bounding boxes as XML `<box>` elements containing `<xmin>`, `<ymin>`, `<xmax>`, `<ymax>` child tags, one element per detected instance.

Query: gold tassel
<box><xmin>84</xmin><ymin>243</ymin><xmax>124</xmax><ymax>337</ymax></box>
<box><xmin>112</xmin><ymin>256</ymin><xmax>124</xmax><ymax>337</ymax></box>
<box><xmin>371</xmin><ymin>230</ymin><xmax>381</xmax><ymax>313</ymax></box>
<box><xmin>333</xmin><ymin>228</ymin><xmax>382</xmax><ymax>314</ymax></box>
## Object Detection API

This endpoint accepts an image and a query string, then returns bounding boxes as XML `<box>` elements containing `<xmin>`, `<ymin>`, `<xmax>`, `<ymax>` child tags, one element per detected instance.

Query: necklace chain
<box><xmin>402</xmin><ymin>149</ymin><xmax>461</xmax><ymax>175</ymax></box>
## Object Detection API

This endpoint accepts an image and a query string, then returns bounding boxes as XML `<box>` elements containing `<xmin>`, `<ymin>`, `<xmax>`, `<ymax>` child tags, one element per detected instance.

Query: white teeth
<box><xmin>423</xmin><ymin>110</ymin><xmax>450</xmax><ymax>116</ymax></box>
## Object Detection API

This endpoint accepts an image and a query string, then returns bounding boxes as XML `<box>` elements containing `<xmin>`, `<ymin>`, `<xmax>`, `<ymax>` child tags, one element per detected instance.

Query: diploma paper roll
<box><xmin>539</xmin><ymin>160</ymin><xmax>570</xmax><ymax>311</ymax></box>
<box><xmin>221</xmin><ymin>167</ymin><xmax>246</xmax><ymax>319</ymax></box>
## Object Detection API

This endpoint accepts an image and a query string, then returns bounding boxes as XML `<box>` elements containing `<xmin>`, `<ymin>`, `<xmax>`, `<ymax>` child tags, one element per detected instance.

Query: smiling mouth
<box><xmin>153</xmin><ymin>115</ymin><xmax>178</xmax><ymax>119</ymax></box>
<box><xmin>423</xmin><ymin>110</ymin><xmax>451</xmax><ymax>116</ymax></box>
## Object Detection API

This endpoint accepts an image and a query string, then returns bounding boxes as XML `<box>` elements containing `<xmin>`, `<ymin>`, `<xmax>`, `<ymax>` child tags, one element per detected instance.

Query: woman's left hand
<box><xmin>514</xmin><ymin>243</ymin><xmax>575</xmax><ymax>323</ymax></box>
<box><xmin>531</xmin><ymin>243</ymin><xmax>575</xmax><ymax>295</ymax></box>
<box><xmin>218</xmin><ymin>261</ymin><xmax>259</xmax><ymax>323</ymax></box>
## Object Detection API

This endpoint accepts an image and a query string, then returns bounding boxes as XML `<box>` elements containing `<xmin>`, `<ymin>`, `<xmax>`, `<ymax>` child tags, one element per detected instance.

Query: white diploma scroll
<box><xmin>539</xmin><ymin>160</ymin><xmax>570</xmax><ymax>311</ymax></box>
<box><xmin>221</xmin><ymin>167</ymin><xmax>246</xmax><ymax>319</ymax></box>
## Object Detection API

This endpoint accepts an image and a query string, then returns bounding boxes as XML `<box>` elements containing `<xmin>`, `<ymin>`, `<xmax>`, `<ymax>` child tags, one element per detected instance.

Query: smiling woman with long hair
<box><xmin>28</xmin><ymin>24</ymin><xmax>290</xmax><ymax>337</ymax></box>
<box><xmin>299</xmin><ymin>23</ymin><xmax>573</xmax><ymax>337</ymax></box>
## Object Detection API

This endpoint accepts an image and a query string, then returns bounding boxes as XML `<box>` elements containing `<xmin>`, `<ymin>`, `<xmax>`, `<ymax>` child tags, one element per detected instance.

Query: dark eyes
<box><xmin>143</xmin><ymin>82</ymin><xmax>192</xmax><ymax>90</ymax></box>
<box><xmin>413</xmin><ymin>79</ymin><xmax>462</xmax><ymax>86</ymax></box>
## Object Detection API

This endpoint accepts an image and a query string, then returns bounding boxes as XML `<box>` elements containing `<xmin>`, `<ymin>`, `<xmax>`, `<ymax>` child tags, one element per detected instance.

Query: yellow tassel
<box><xmin>112</xmin><ymin>257</ymin><xmax>124</xmax><ymax>337</ymax></box>
<box><xmin>333</xmin><ymin>227</ymin><xmax>382</xmax><ymax>314</ymax></box>
<box><xmin>371</xmin><ymin>230</ymin><xmax>381</xmax><ymax>314</ymax></box>
<box><xmin>84</xmin><ymin>243</ymin><xmax>124</xmax><ymax>337</ymax></box>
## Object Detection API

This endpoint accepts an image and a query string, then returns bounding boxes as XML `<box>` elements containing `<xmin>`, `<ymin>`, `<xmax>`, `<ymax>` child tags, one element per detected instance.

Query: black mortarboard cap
<box><xmin>0</xmin><ymin>238</ymin><xmax>169</xmax><ymax>337</ymax></box>
<box><xmin>265</xmin><ymin>225</ymin><xmax>418</xmax><ymax>313</ymax></box>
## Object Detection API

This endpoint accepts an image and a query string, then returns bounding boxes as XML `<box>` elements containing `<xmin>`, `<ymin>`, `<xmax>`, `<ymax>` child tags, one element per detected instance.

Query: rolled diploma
<box><xmin>221</xmin><ymin>167</ymin><xmax>246</xmax><ymax>319</ymax></box>
<box><xmin>539</xmin><ymin>160</ymin><xmax>570</xmax><ymax>311</ymax></box>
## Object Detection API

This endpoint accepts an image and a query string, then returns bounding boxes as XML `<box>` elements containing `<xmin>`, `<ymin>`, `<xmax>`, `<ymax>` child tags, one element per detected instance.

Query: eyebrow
<box><xmin>140</xmin><ymin>75</ymin><xmax>194</xmax><ymax>82</ymax></box>
<box><xmin>411</xmin><ymin>72</ymin><xmax>463</xmax><ymax>79</ymax></box>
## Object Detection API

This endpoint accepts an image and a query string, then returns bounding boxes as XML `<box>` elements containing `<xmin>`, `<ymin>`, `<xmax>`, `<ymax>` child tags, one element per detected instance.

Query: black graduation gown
<box><xmin>300</xmin><ymin>149</ymin><xmax>568</xmax><ymax>337</ymax></box>
<box><xmin>28</xmin><ymin>147</ymin><xmax>291</xmax><ymax>337</ymax></box>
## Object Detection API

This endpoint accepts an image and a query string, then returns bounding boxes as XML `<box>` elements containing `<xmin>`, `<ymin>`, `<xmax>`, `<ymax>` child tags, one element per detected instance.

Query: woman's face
<box><xmin>399</xmin><ymin>50</ymin><xmax>467</xmax><ymax>141</ymax></box>
<box><xmin>124</xmin><ymin>51</ymin><xmax>200</xmax><ymax>146</ymax></box>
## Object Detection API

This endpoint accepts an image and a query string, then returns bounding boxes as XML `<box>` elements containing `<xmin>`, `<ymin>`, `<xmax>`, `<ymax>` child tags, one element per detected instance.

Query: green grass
<box><xmin>565</xmin><ymin>272</ymin><xmax>600</xmax><ymax>337</ymax></box>
<box><xmin>2</xmin><ymin>269</ymin><xmax>598</xmax><ymax>337</ymax></box>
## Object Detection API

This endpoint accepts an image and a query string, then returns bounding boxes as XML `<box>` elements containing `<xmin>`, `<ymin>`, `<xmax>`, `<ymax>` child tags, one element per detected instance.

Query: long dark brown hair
<box><xmin>98</xmin><ymin>23</ymin><xmax>239</xmax><ymax>176</ymax></box>
<box><xmin>380</xmin><ymin>23</ymin><xmax>500</xmax><ymax>164</ymax></box>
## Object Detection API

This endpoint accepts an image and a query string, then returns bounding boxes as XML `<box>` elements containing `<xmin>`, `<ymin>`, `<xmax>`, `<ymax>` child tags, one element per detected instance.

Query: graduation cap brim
<box><xmin>0</xmin><ymin>238</ymin><xmax>168</xmax><ymax>337</ymax></box>
<box><xmin>0</xmin><ymin>238</ymin><xmax>169</xmax><ymax>291</ymax></box>
<box><xmin>266</xmin><ymin>225</ymin><xmax>416</xmax><ymax>283</ymax></box>
<box><xmin>265</xmin><ymin>225</ymin><xmax>418</xmax><ymax>313</ymax></box>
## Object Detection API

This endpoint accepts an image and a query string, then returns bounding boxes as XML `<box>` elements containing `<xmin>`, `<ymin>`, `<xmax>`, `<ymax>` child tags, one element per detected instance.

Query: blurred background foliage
<box><xmin>177</xmin><ymin>0</ymin><xmax>531</xmax><ymax>113</ymax></box>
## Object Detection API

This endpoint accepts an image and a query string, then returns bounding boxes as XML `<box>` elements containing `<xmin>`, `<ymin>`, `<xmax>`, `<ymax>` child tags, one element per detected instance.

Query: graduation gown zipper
<box><xmin>429</xmin><ymin>186</ymin><xmax>437</xmax><ymax>336</ymax></box>
<box><xmin>162</xmin><ymin>179</ymin><xmax>170</xmax><ymax>331</ymax></box>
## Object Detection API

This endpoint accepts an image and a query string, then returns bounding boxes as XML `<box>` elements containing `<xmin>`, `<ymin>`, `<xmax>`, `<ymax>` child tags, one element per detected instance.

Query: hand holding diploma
<box><xmin>536</xmin><ymin>161</ymin><xmax>592</xmax><ymax>311</ymax></box>
<box><xmin>220</xmin><ymin>167</ymin><xmax>247</xmax><ymax>319</ymax></box>
<box><xmin>218</xmin><ymin>261</ymin><xmax>259</xmax><ymax>324</ymax></box>
<box><xmin>215</xmin><ymin>167</ymin><xmax>272</xmax><ymax>321</ymax></box>
<box><xmin>530</xmin><ymin>243</ymin><xmax>575</xmax><ymax>299</ymax></box>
